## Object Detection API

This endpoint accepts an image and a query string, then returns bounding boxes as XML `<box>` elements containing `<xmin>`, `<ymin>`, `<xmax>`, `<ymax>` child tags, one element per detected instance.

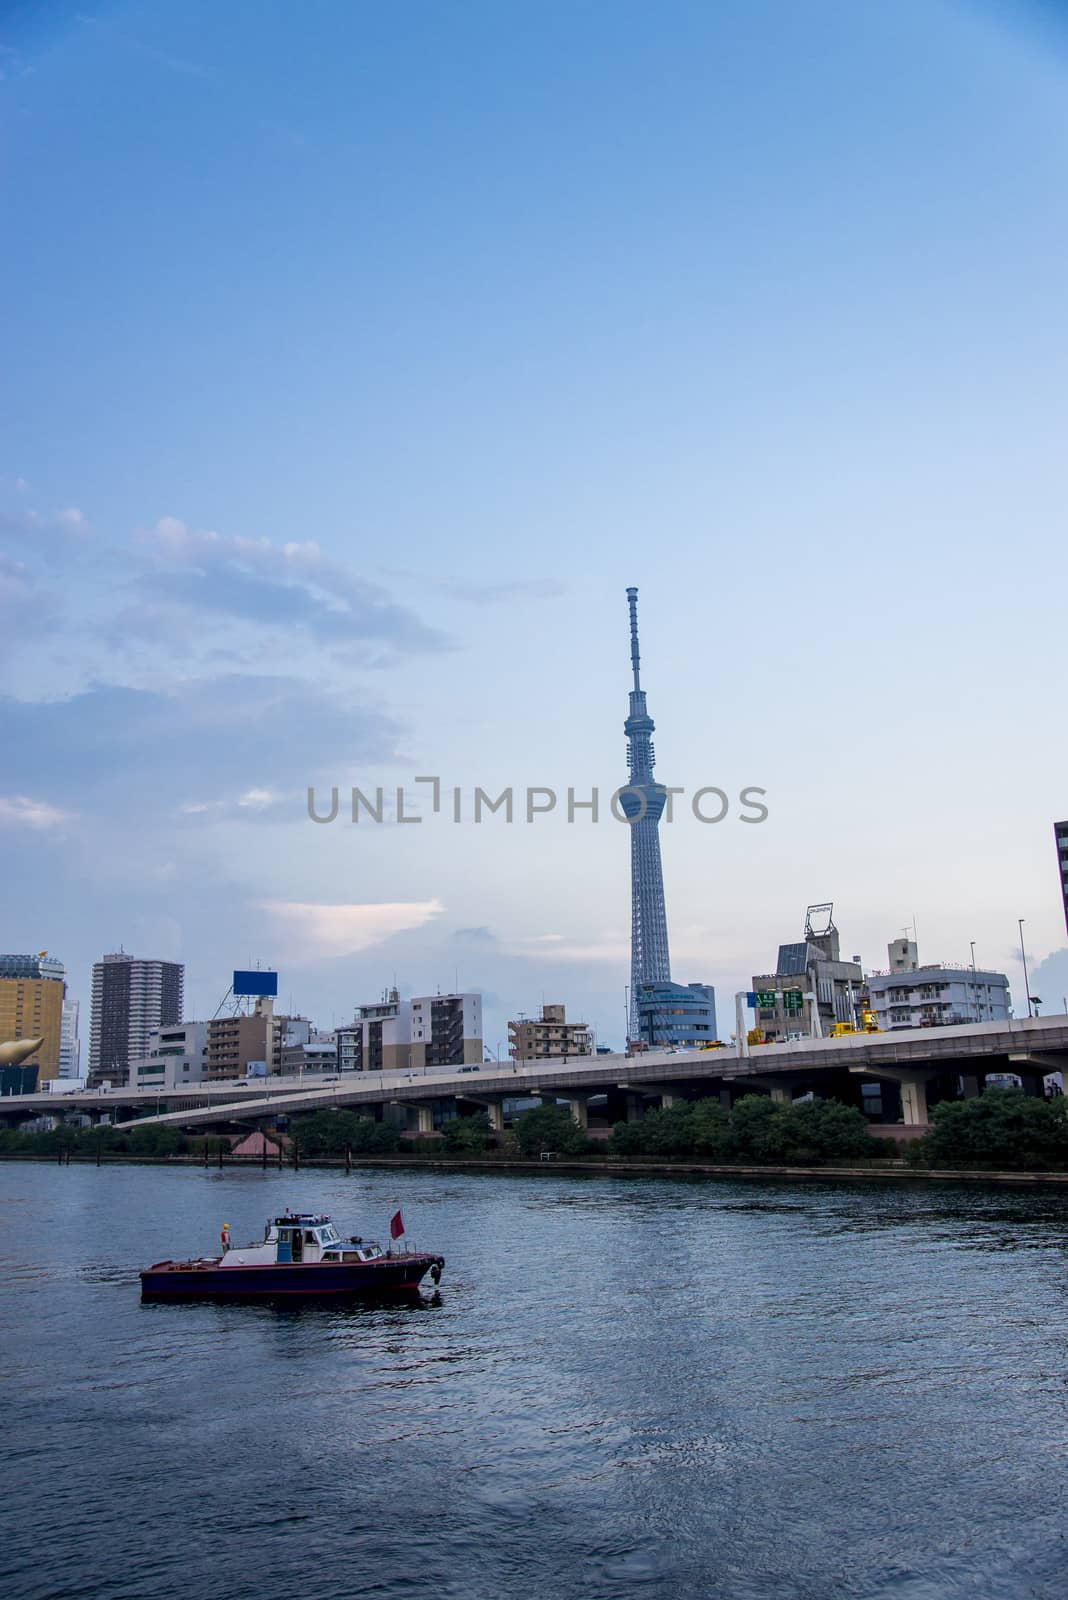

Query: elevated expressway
<box><xmin>5</xmin><ymin>1015</ymin><xmax>1067</xmax><ymax>1136</ymax></box>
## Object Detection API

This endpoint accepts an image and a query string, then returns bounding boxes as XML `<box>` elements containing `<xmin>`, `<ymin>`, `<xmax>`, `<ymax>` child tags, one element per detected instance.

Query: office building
<box><xmin>751</xmin><ymin>905</ymin><xmax>866</xmax><ymax>1042</ymax></box>
<box><xmin>88</xmin><ymin>953</ymin><xmax>184</xmax><ymax>1086</ymax></box>
<box><xmin>135</xmin><ymin>1022</ymin><xmax>210</xmax><ymax>1091</ymax></box>
<box><xmin>508</xmin><ymin>1004</ymin><xmax>592</xmax><ymax>1063</ymax></box>
<box><xmin>1056</xmin><ymin>820</ymin><xmax>1068</xmax><ymax>939</ymax></box>
<box><xmin>0</xmin><ymin>953</ymin><xmax>66</xmax><ymax>1084</ymax></box>
<box><xmin>635</xmin><ymin>981</ymin><xmax>717</xmax><ymax>1049</ymax></box>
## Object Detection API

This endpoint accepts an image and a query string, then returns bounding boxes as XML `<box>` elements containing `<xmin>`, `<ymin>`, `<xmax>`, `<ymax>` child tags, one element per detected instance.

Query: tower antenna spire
<box><xmin>626</xmin><ymin>585</ymin><xmax>642</xmax><ymax>691</ymax></box>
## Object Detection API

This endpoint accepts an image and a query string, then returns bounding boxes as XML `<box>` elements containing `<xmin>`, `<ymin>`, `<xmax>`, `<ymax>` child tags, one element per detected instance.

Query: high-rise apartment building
<box><xmin>88</xmin><ymin>953</ymin><xmax>184</xmax><ymax>1086</ymax></box>
<box><xmin>0</xmin><ymin>953</ymin><xmax>66</xmax><ymax>1084</ymax></box>
<box><xmin>1056</xmin><ymin>820</ymin><xmax>1068</xmax><ymax>939</ymax></box>
<box><xmin>59</xmin><ymin>999</ymin><xmax>81</xmax><ymax>1079</ymax></box>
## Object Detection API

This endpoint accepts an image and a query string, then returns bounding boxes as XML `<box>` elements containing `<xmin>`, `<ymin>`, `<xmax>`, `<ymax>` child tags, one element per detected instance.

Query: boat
<box><xmin>140</xmin><ymin>1211</ymin><xmax>445</xmax><ymax>1300</ymax></box>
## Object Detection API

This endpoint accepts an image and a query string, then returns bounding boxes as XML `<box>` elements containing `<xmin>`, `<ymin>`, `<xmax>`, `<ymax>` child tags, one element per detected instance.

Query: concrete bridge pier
<box><xmin>464</xmin><ymin>1097</ymin><xmax>505</xmax><ymax>1133</ymax></box>
<box><xmin>564</xmin><ymin>1095</ymin><xmax>588</xmax><ymax>1129</ymax></box>
<box><xmin>625</xmin><ymin>1092</ymin><xmax>645</xmax><ymax>1123</ymax></box>
<box><xmin>538</xmin><ymin>1093</ymin><xmax>588</xmax><ymax>1127</ymax></box>
<box><xmin>900</xmin><ymin>1078</ymin><xmax>928</xmax><ymax>1125</ymax></box>
<box><xmin>850</xmin><ymin>1066</ymin><xmax>937</xmax><ymax>1126</ymax></box>
<box><xmin>620</xmin><ymin>1083</ymin><xmax>689</xmax><ymax>1113</ymax></box>
<box><xmin>391</xmin><ymin>1100</ymin><xmax>434</xmax><ymax>1135</ymax></box>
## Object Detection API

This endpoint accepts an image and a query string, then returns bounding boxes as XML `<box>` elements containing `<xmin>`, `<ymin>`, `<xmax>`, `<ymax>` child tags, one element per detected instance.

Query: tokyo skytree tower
<box><xmin>621</xmin><ymin>587</ymin><xmax>671</xmax><ymax>1037</ymax></box>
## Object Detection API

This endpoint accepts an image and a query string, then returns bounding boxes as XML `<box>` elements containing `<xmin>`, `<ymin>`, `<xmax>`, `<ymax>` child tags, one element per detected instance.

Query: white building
<box><xmin>867</xmin><ymin>939</ymin><xmax>1011</xmax><ymax>1030</ymax></box>
<box><xmin>337</xmin><ymin>990</ymin><xmax>482</xmax><ymax>1074</ymax></box>
<box><xmin>134</xmin><ymin>1021</ymin><xmax>211</xmax><ymax>1091</ymax></box>
<box><xmin>58</xmin><ymin>999</ymin><xmax>81</xmax><ymax>1079</ymax></box>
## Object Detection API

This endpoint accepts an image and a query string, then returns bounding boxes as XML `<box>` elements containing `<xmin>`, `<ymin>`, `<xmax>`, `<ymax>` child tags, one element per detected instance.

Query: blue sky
<box><xmin>2</xmin><ymin>0</ymin><xmax>1067</xmax><ymax>1047</ymax></box>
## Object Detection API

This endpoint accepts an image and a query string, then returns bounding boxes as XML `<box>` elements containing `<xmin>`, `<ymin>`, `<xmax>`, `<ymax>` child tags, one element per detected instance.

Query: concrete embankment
<box><xmin>4</xmin><ymin>1152</ymin><xmax>1068</xmax><ymax>1186</ymax></box>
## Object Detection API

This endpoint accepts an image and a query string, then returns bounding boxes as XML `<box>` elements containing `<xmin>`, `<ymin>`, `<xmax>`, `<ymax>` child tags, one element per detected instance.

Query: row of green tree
<box><xmin>0</xmin><ymin>1109</ymin><xmax>405</xmax><ymax>1160</ymax></box>
<box><xmin>909</xmin><ymin>1088</ymin><xmax>1068</xmax><ymax>1170</ymax></box>
<box><xmin>4</xmin><ymin>1088</ymin><xmax>1065</xmax><ymax>1170</ymax></box>
<box><xmin>0</xmin><ymin>1121</ymin><xmax>191</xmax><ymax>1157</ymax></box>
<box><xmin>418</xmin><ymin>1096</ymin><xmax>883</xmax><ymax>1164</ymax></box>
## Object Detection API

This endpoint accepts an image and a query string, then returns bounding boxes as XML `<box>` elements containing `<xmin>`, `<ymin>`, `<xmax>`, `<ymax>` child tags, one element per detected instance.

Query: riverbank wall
<box><xmin>4</xmin><ymin>1152</ymin><xmax>1068</xmax><ymax>1186</ymax></box>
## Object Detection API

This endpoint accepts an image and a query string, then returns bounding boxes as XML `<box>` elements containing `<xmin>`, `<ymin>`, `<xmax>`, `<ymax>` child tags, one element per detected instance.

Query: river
<box><xmin>1</xmin><ymin>1161</ymin><xmax>1066</xmax><ymax>1599</ymax></box>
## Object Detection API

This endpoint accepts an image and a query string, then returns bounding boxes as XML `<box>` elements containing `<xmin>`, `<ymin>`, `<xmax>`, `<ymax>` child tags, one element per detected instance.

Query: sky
<box><xmin>1</xmin><ymin>0</ymin><xmax>1067</xmax><ymax>1052</ymax></box>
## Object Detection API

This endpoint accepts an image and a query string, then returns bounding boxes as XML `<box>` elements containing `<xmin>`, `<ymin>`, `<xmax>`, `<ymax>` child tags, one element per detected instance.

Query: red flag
<box><xmin>390</xmin><ymin>1210</ymin><xmax>405</xmax><ymax>1239</ymax></box>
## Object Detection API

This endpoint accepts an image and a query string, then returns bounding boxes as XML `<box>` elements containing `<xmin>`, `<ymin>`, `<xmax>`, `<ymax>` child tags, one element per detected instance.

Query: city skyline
<box><xmin>2</xmin><ymin>0</ymin><xmax>1067</xmax><ymax>1047</ymax></box>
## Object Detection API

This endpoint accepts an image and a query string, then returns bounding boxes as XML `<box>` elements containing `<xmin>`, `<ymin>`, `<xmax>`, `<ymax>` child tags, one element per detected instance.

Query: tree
<box><xmin>441</xmin><ymin>1112</ymin><xmax>492</xmax><ymax>1154</ymax></box>
<box><xmin>513</xmin><ymin>1103</ymin><xmax>589</xmax><ymax>1158</ymax></box>
<box><xmin>292</xmin><ymin>1109</ymin><xmax>400</xmax><ymax>1156</ymax></box>
<box><xmin>724</xmin><ymin>1095</ymin><xmax>781</xmax><ymax>1160</ymax></box>
<box><xmin>916</xmin><ymin>1089</ymin><xmax>1068</xmax><ymax>1169</ymax></box>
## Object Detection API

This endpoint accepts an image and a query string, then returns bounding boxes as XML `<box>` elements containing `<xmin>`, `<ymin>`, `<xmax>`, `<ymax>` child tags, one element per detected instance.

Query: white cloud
<box><xmin>134</xmin><ymin>516</ymin><xmax>445</xmax><ymax>653</ymax></box>
<box><xmin>56</xmin><ymin>507</ymin><xmax>87</xmax><ymax>529</ymax></box>
<box><xmin>0</xmin><ymin>795</ymin><xmax>75</xmax><ymax>830</ymax></box>
<box><xmin>237</xmin><ymin>787</ymin><xmax>278</xmax><ymax>810</ymax></box>
<box><xmin>507</xmin><ymin>932</ymin><xmax>630</xmax><ymax>963</ymax></box>
<box><xmin>257</xmin><ymin>898</ymin><xmax>444</xmax><ymax>960</ymax></box>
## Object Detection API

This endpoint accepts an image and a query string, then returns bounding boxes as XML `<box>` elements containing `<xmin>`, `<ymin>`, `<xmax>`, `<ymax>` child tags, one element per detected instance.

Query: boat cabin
<box><xmin>263</xmin><ymin>1214</ymin><xmax>385</xmax><ymax>1265</ymax></box>
<box><xmin>215</xmin><ymin>1212</ymin><xmax>386</xmax><ymax>1270</ymax></box>
<box><xmin>267</xmin><ymin>1214</ymin><xmax>343</xmax><ymax>1264</ymax></box>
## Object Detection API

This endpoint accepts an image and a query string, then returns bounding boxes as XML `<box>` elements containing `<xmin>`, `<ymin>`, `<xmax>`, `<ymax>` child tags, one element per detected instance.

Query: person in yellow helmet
<box><xmin>220</xmin><ymin>1223</ymin><xmax>231</xmax><ymax>1252</ymax></box>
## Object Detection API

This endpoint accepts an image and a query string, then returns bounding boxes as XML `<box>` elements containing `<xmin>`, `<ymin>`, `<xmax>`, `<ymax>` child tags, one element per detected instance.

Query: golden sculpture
<box><xmin>0</xmin><ymin>1038</ymin><xmax>44</xmax><ymax>1068</ymax></box>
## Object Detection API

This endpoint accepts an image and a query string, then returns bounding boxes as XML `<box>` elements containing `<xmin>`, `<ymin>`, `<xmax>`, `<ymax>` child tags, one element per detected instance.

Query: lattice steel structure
<box><xmin>621</xmin><ymin>587</ymin><xmax>671</xmax><ymax>1037</ymax></box>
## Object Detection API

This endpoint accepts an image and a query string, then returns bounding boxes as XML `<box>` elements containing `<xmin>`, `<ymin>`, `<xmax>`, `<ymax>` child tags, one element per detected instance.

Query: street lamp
<box><xmin>1018</xmin><ymin>919</ymin><xmax>1033</xmax><ymax>1019</ymax></box>
<box><xmin>969</xmin><ymin>940</ymin><xmax>978</xmax><ymax>1022</ymax></box>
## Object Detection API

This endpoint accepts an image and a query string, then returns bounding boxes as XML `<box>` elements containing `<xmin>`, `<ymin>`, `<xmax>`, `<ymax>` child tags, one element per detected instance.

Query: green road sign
<box><xmin>754</xmin><ymin>990</ymin><xmax>777</xmax><ymax>1009</ymax></box>
<box><xmin>782</xmin><ymin>991</ymin><xmax>804</xmax><ymax>1013</ymax></box>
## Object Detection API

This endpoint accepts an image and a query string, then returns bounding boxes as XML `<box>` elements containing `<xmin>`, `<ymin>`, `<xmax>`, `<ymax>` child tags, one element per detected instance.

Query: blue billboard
<box><xmin>233</xmin><ymin>969</ymin><xmax>278</xmax><ymax>998</ymax></box>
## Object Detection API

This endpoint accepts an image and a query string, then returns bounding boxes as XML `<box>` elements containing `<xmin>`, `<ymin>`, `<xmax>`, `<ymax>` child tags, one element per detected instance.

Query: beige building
<box><xmin>0</xmin><ymin>954</ymin><xmax>65</xmax><ymax>1084</ymax></box>
<box><xmin>508</xmin><ymin>1003</ymin><xmax>591</xmax><ymax>1063</ymax></box>
<box><xmin>206</xmin><ymin>1001</ymin><xmax>289</xmax><ymax>1080</ymax></box>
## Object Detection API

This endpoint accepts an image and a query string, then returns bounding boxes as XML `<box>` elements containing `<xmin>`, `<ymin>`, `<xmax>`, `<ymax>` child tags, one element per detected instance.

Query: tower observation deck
<box><xmin>622</xmin><ymin>587</ymin><xmax>671</xmax><ymax>1036</ymax></box>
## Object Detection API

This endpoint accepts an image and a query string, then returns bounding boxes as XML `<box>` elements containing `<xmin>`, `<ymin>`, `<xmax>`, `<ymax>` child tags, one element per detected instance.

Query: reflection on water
<box><xmin>1</xmin><ymin>1164</ymin><xmax>1067</xmax><ymax>1599</ymax></box>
